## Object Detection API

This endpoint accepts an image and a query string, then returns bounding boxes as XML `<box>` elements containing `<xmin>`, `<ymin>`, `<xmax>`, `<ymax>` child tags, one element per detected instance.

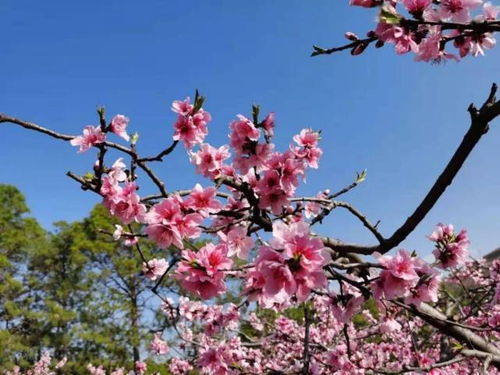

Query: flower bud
<box><xmin>345</xmin><ymin>32</ymin><xmax>359</xmax><ymax>41</ymax></box>
<box><xmin>351</xmin><ymin>42</ymin><xmax>368</xmax><ymax>55</ymax></box>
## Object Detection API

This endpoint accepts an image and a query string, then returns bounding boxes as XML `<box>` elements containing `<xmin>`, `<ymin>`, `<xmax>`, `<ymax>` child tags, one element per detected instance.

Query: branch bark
<box><xmin>322</xmin><ymin>83</ymin><xmax>500</xmax><ymax>256</ymax></box>
<box><xmin>406</xmin><ymin>302</ymin><xmax>500</xmax><ymax>368</ymax></box>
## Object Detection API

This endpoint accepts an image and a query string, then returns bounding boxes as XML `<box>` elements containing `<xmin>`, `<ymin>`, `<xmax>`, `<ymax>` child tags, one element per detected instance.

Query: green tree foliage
<box><xmin>0</xmin><ymin>184</ymin><xmax>48</xmax><ymax>368</ymax></box>
<box><xmin>0</xmin><ymin>185</ymin><xmax>171</xmax><ymax>373</ymax></box>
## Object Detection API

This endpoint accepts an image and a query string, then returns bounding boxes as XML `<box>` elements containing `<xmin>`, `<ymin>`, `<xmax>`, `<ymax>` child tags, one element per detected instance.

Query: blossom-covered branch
<box><xmin>312</xmin><ymin>0</ymin><xmax>500</xmax><ymax>62</ymax></box>
<box><xmin>2</xmin><ymin>85</ymin><xmax>500</xmax><ymax>373</ymax></box>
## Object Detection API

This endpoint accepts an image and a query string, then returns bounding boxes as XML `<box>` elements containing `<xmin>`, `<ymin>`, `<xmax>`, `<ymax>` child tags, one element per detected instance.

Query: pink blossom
<box><xmin>198</xmin><ymin>345</ymin><xmax>233</xmax><ymax>375</ymax></box>
<box><xmin>380</xmin><ymin>318</ymin><xmax>402</xmax><ymax>334</ymax></box>
<box><xmin>488</xmin><ymin>311</ymin><xmax>500</xmax><ymax>328</ymax></box>
<box><xmin>304</xmin><ymin>190</ymin><xmax>329</xmax><ymax>219</ymax></box>
<box><xmin>422</xmin><ymin>7</ymin><xmax>443</xmax><ymax>22</ymax></box>
<box><xmin>327</xmin><ymin>344</ymin><xmax>356</xmax><ymax>371</ymax></box>
<box><xmin>451</xmin><ymin>28</ymin><xmax>496</xmax><ymax>57</ymax></box>
<box><xmin>271</xmin><ymin>221</ymin><xmax>328</xmax><ymax>300</ymax></box>
<box><xmin>143</xmin><ymin>258</ymin><xmax>169</xmax><ymax>281</ymax></box>
<box><xmin>173</xmin><ymin>115</ymin><xmax>204</xmax><ymax>149</ymax></box>
<box><xmin>257</xmin><ymin>169</ymin><xmax>281</xmax><ymax>194</ymax></box>
<box><xmin>124</xmin><ymin>236</ymin><xmax>138</xmax><ymax>247</ymax></box>
<box><xmin>191</xmin><ymin>110</ymin><xmax>211</xmax><ymax>135</ymax></box>
<box><xmin>169</xmin><ymin>358</ymin><xmax>193</xmax><ymax>375</ymax></box>
<box><xmin>110</xmin><ymin>114</ymin><xmax>130</xmax><ymax>142</ymax></box>
<box><xmin>87</xmin><ymin>364</ymin><xmax>106</xmax><ymax>375</ymax></box>
<box><xmin>373</xmin><ymin>250</ymin><xmax>419</xmax><ymax>300</ymax></box>
<box><xmin>275</xmin><ymin>316</ymin><xmax>298</xmax><ymax>335</ymax></box>
<box><xmin>273</xmin><ymin>221</ymin><xmax>328</xmax><ymax>273</ymax></box>
<box><xmin>439</xmin><ymin>0</ymin><xmax>483</xmax><ymax>22</ymax></box>
<box><xmin>229</xmin><ymin>115</ymin><xmax>260</xmax><ymax>150</ymax></box>
<box><xmin>173</xmin><ymin>212</ymin><xmax>204</xmax><ymax>239</ymax></box>
<box><xmin>218</xmin><ymin>225</ymin><xmax>254</xmax><ymax>259</ymax></box>
<box><xmin>264</xmin><ymin>151</ymin><xmax>304</xmax><ymax>192</ymax></box>
<box><xmin>428</xmin><ymin>223</ymin><xmax>454</xmax><ymax>242</ymax></box>
<box><xmin>429</xmin><ymin>223</ymin><xmax>469</xmax><ymax>268</ymax></box>
<box><xmin>244</xmin><ymin>269</ymin><xmax>289</xmax><ymax>307</ymax></box>
<box><xmin>469</xmin><ymin>33</ymin><xmax>496</xmax><ymax>57</ymax></box>
<box><xmin>405</xmin><ymin>261</ymin><xmax>441</xmax><ymax>306</ymax></box>
<box><xmin>414</xmin><ymin>30</ymin><xmax>458</xmax><ymax>62</ymax></box>
<box><xmin>229</xmin><ymin>114</ymin><xmax>270</xmax><ymax>173</ymax></box>
<box><xmin>144</xmin><ymin>219</ymin><xmax>184</xmax><ymax>249</ymax></box>
<box><xmin>375</xmin><ymin>23</ymin><xmax>419</xmax><ymax>55</ymax></box>
<box><xmin>145</xmin><ymin>197</ymin><xmax>202</xmax><ymax>249</ymax></box>
<box><xmin>249</xmin><ymin>222</ymin><xmax>328</xmax><ymax>303</ymax></box>
<box><xmin>108</xmin><ymin>158</ymin><xmax>127</xmax><ymax>183</ymax></box>
<box><xmin>100</xmin><ymin>175</ymin><xmax>119</xmax><ymax>197</ymax></box>
<box><xmin>279</xmin><ymin>155</ymin><xmax>304</xmax><ymax>190</ymax></box>
<box><xmin>381</xmin><ymin>249</ymin><xmax>419</xmax><ymax>281</ymax></box>
<box><xmin>185</xmin><ymin>184</ymin><xmax>222</xmax><ymax>216</ymax></box>
<box><xmin>211</xmin><ymin>194</ymin><xmax>249</xmax><ymax>228</ymax></box>
<box><xmin>483</xmin><ymin>1</ymin><xmax>500</xmax><ymax>20</ymax></box>
<box><xmin>172</xmin><ymin>97</ymin><xmax>194</xmax><ymax>116</ymax></box>
<box><xmin>172</xmin><ymin>97</ymin><xmax>211</xmax><ymax>149</ymax></box>
<box><xmin>330</xmin><ymin>291</ymin><xmax>365</xmax><ymax>323</ymax></box>
<box><xmin>175</xmin><ymin>243</ymin><xmax>232</xmax><ymax>299</ymax></box>
<box><xmin>245</xmin><ymin>144</ymin><xmax>275</xmax><ymax>172</ymax></box>
<box><xmin>255</xmin><ymin>246</ymin><xmax>297</xmax><ymax>297</ymax></box>
<box><xmin>294</xmin><ymin>268</ymin><xmax>327</xmax><ymax>302</ymax></box>
<box><xmin>191</xmin><ymin>143</ymin><xmax>230</xmax><ymax>178</ymax></box>
<box><xmin>262</xmin><ymin>112</ymin><xmax>275</xmax><ymax>137</ymax></box>
<box><xmin>292</xmin><ymin>129</ymin><xmax>323</xmax><ymax>169</ymax></box>
<box><xmin>134</xmin><ymin>361</ymin><xmax>147</xmax><ymax>375</ymax></box>
<box><xmin>103</xmin><ymin>182</ymin><xmax>146</xmax><ymax>224</ymax></box>
<box><xmin>150</xmin><ymin>333</ymin><xmax>169</xmax><ymax>355</ymax></box>
<box><xmin>293</xmin><ymin>128</ymin><xmax>320</xmax><ymax>148</ymax></box>
<box><xmin>233</xmin><ymin>142</ymin><xmax>273</xmax><ymax>174</ymax></box>
<box><xmin>402</xmin><ymin>0</ymin><xmax>431</xmax><ymax>14</ymax></box>
<box><xmin>258</xmin><ymin>187</ymin><xmax>290</xmax><ymax>215</ymax></box>
<box><xmin>144</xmin><ymin>199</ymin><xmax>183</xmax><ymax>248</ymax></box>
<box><xmin>70</xmin><ymin>125</ymin><xmax>106</xmax><ymax>153</ymax></box>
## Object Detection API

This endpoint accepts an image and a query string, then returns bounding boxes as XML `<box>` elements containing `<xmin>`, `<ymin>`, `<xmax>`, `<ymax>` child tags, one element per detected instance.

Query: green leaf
<box><xmin>131</xmin><ymin>132</ymin><xmax>139</xmax><ymax>145</ymax></box>
<box><xmin>252</xmin><ymin>104</ymin><xmax>260</xmax><ymax>125</ymax></box>
<box><xmin>379</xmin><ymin>6</ymin><xmax>402</xmax><ymax>25</ymax></box>
<box><xmin>356</xmin><ymin>169</ymin><xmax>367</xmax><ymax>184</ymax></box>
<box><xmin>193</xmin><ymin>89</ymin><xmax>205</xmax><ymax>113</ymax></box>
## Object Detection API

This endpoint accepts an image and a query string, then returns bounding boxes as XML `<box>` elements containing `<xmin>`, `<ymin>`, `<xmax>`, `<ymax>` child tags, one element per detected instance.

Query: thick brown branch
<box><xmin>378</xmin><ymin>83</ymin><xmax>500</xmax><ymax>254</ymax></box>
<box><xmin>405</xmin><ymin>302</ymin><xmax>500</xmax><ymax>368</ymax></box>
<box><xmin>322</xmin><ymin>84</ymin><xmax>500</xmax><ymax>256</ymax></box>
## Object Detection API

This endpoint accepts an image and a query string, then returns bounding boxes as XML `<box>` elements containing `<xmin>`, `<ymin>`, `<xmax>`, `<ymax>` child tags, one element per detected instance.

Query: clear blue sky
<box><xmin>2</xmin><ymin>0</ymin><xmax>500</xmax><ymax>258</ymax></box>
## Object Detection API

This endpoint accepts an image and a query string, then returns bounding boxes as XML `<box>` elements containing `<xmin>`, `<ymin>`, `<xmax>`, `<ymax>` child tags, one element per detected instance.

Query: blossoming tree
<box><xmin>2</xmin><ymin>1</ymin><xmax>500</xmax><ymax>374</ymax></box>
<box><xmin>312</xmin><ymin>0</ymin><xmax>499</xmax><ymax>61</ymax></box>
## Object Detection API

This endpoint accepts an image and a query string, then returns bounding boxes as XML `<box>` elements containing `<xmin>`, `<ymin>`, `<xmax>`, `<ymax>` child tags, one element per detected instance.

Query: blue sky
<box><xmin>2</xmin><ymin>0</ymin><xmax>500</xmax><ymax>258</ymax></box>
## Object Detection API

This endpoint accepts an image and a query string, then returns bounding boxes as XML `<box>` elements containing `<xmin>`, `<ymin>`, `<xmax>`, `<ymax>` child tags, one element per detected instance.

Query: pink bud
<box><xmin>351</xmin><ymin>42</ymin><xmax>368</xmax><ymax>56</ymax></box>
<box><xmin>345</xmin><ymin>32</ymin><xmax>359</xmax><ymax>41</ymax></box>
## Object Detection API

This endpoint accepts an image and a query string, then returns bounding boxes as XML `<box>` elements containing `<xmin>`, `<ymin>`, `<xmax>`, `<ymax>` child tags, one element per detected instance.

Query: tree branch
<box><xmin>405</xmin><ymin>302</ymin><xmax>500</xmax><ymax>368</ymax></box>
<box><xmin>321</xmin><ymin>83</ymin><xmax>500</xmax><ymax>255</ymax></box>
